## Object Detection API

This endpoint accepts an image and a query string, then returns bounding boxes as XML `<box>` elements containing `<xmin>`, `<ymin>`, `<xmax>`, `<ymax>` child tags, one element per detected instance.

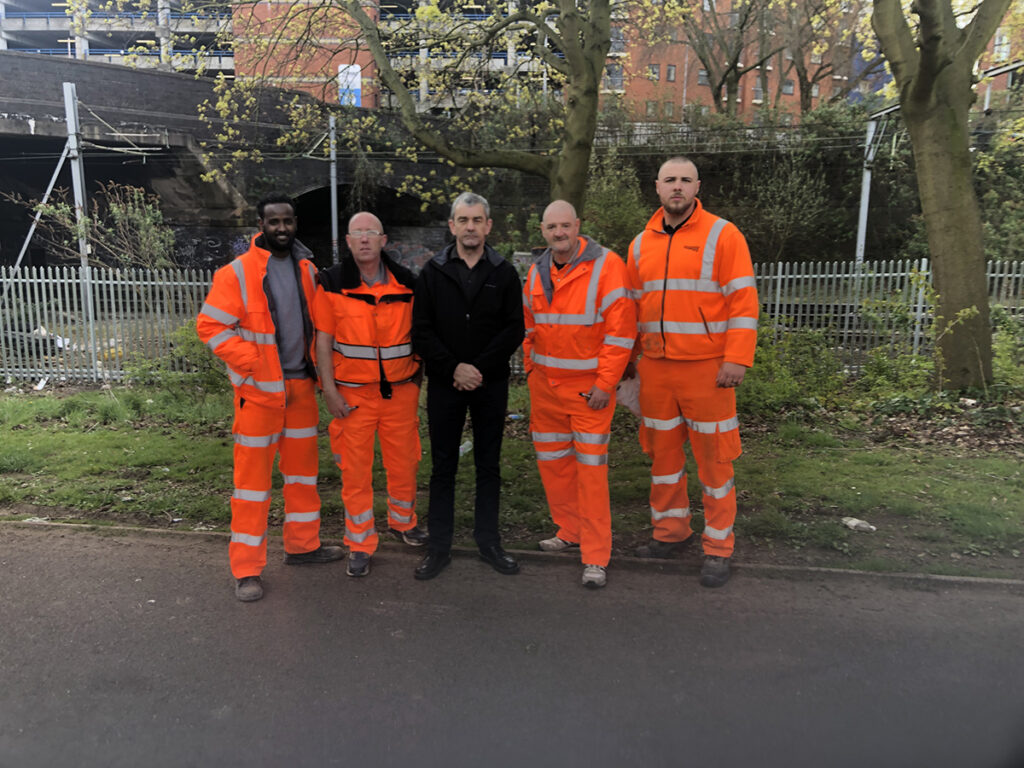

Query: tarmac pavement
<box><xmin>1</xmin><ymin>523</ymin><xmax>1023</xmax><ymax>768</ymax></box>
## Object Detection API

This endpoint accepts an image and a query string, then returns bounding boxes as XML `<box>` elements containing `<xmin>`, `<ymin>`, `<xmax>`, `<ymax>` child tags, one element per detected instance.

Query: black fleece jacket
<box><xmin>412</xmin><ymin>243</ymin><xmax>525</xmax><ymax>385</ymax></box>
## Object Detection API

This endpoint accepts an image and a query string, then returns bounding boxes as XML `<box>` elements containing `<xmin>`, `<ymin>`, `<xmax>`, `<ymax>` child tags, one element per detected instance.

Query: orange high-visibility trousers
<box><xmin>529</xmin><ymin>373</ymin><xmax>614</xmax><ymax>567</ymax></box>
<box><xmin>229</xmin><ymin>377</ymin><xmax>322</xmax><ymax>578</ymax></box>
<box><xmin>327</xmin><ymin>380</ymin><xmax>421</xmax><ymax>554</ymax></box>
<box><xmin>637</xmin><ymin>356</ymin><xmax>742</xmax><ymax>557</ymax></box>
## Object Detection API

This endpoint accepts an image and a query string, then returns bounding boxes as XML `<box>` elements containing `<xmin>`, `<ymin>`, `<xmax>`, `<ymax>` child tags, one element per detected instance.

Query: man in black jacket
<box><xmin>411</xmin><ymin>192</ymin><xmax>526</xmax><ymax>580</ymax></box>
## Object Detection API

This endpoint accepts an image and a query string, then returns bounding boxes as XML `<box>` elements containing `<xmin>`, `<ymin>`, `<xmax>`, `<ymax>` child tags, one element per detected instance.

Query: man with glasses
<box><xmin>411</xmin><ymin>192</ymin><xmax>525</xmax><ymax>580</ymax></box>
<box><xmin>313</xmin><ymin>211</ymin><xmax>428</xmax><ymax>578</ymax></box>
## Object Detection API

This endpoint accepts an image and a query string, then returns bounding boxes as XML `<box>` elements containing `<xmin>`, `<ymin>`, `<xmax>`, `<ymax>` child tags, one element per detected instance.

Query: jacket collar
<box><xmin>532</xmin><ymin>235</ymin><xmax>607</xmax><ymax>304</ymax></box>
<box><xmin>431</xmin><ymin>242</ymin><xmax>503</xmax><ymax>270</ymax></box>
<box><xmin>644</xmin><ymin>198</ymin><xmax>705</xmax><ymax>235</ymax></box>
<box><xmin>320</xmin><ymin>250</ymin><xmax>416</xmax><ymax>292</ymax></box>
<box><xmin>251</xmin><ymin>232</ymin><xmax>314</xmax><ymax>263</ymax></box>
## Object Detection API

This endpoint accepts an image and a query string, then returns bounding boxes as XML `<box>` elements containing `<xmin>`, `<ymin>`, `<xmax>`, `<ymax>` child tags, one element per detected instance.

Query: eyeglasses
<box><xmin>348</xmin><ymin>229</ymin><xmax>382</xmax><ymax>237</ymax></box>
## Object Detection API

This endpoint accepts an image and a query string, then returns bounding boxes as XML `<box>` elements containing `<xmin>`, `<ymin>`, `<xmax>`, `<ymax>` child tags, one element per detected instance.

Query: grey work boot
<box><xmin>235</xmin><ymin>576</ymin><xmax>264</xmax><ymax>602</ymax></box>
<box><xmin>635</xmin><ymin>537</ymin><xmax>691</xmax><ymax>559</ymax></box>
<box><xmin>700</xmin><ymin>555</ymin><xmax>731</xmax><ymax>588</ymax></box>
<box><xmin>283</xmin><ymin>544</ymin><xmax>345</xmax><ymax>565</ymax></box>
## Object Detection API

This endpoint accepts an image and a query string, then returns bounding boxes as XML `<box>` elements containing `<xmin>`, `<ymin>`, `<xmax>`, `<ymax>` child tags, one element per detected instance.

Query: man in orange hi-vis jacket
<box><xmin>313</xmin><ymin>211</ymin><xmax>428</xmax><ymax>579</ymax></box>
<box><xmin>524</xmin><ymin>200</ymin><xmax>636</xmax><ymax>589</ymax></box>
<box><xmin>197</xmin><ymin>193</ymin><xmax>343</xmax><ymax>603</ymax></box>
<box><xmin>626</xmin><ymin>157</ymin><xmax>759</xmax><ymax>588</ymax></box>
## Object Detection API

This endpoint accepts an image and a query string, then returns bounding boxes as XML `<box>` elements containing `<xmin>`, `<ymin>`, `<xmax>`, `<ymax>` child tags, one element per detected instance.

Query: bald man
<box><xmin>523</xmin><ymin>200</ymin><xmax>636</xmax><ymax>588</ymax></box>
<box><xmin>313</xmin><ymin>212</ymin><xmax>427</xmax><ymax>578</ymax></box>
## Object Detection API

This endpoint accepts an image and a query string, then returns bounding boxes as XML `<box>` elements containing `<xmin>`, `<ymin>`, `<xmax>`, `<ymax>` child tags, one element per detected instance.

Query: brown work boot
<box><xmin>235</xmin><ymin>576</ymin><xmax>264</xmax><ymax>602</ymax></box>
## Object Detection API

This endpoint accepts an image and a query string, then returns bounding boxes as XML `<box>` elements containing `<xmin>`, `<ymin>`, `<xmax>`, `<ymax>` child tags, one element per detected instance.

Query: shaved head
<box><xmin>540</xmin><ymin>199</ymin><xmax>581</xmax><ymax>264</ymax></box>
<box><xmin>542</xmin><ymin>199</ymin><xmax>578</xmax><ymax>221</ymax></box>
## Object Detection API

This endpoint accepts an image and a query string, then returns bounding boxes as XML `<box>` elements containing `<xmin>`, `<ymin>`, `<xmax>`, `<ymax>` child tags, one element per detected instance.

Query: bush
<box><xmin>125</xmin><ymin>320</ymin><xmax>228</xmax><ymax>392</ymax></box>
<box><xmin>739</xmin><ymin>324</ymin><xmax>844</xmax><ymax>417</ymax></box>
<box><xmin>992</xmin><ymin>305</ymin><xmax>1024</xmax><ymax>390</ymax></box>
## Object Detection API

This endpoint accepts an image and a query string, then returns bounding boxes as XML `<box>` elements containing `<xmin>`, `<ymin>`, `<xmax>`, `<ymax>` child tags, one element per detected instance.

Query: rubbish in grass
<box><xmin>34</xmin><ymin>376</ymin><xmax>48</xmax><ymax>391</ymax></box>
<box><xmin>842</xmin><ymin>517</ymin><xmax>876</xmax><ymax>532</ymax></box>
<box><xmin>458</xmin><ymin>440</ymin><xmax>473</xmax><ymax>456</ymax></box>
<box><xmin>507</xmin><ymin>413</ymin><xmax>524</xmax><ymax>421</ymax></box>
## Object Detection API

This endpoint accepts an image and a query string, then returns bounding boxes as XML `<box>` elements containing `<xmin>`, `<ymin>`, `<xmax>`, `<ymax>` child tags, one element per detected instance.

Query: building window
<box><xmin>698</xmin><ymin>69</ymin><xmax>709</xmax><ymax>86</ymax></box>
<box><xmin>666</xmin><ymin>64</ymin><xmax>676</xmax><ymax>82</ymax></box>
<box><xmin>664</xmin><ymin>100</ymin><xmax>674</xmax><ymax>117</ymax></box>
<box><xmin>752</xmin><ymin>83</ymin><xmax>764</xmax><ymax>102</ymax></box>
<box><xmin>609</xmin><ymin>26</ymin><xmax>625</xmax><ymax>55</ymax></box>
<box><xmin>811</xmin><ymin>83</ymin><xmax>820</xmax><ymax>97</ymax></box>
<box><xmin>782</xmin><ymin>79</ymin><xmax>794</xmax><ymax>95</ymax></box>
<box><xmin>810</xmin><ymin>52</ymin><xmax>822</xmax><ymax>64</ymax></box>
<box><xmin>703</xmin><ymin>0</ymin><xmax>712</xmax><ymax>10</ymax></box>
<box><xmin>993</xmin><ymin>30</ymin><xmax>1010</xmax><ymax>61</ymax></box>
<box><xmin>604</xmin><ymin>62</ymin><xmax>624</xmax><ymax>90</ymax></box>
<box><xmin>649</xmin><ymin>64</ymin><xmax>660</xmax><ymax>81</ymax></box>
<box><xmin>646</xmin><ymin>100</ymin><xmax>659</xmax><ymax>117</ymax></box>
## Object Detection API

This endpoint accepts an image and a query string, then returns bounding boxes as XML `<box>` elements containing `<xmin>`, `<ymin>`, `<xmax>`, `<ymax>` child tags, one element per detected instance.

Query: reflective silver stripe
<box><xmin>206</xmin><ymin>329</ymin><xmax>236</xmax><ymax>353</ymax></box>
<box><xmin>632</xmin><ymin>232</ymin><xmax>643</xmax><ymax>265</ymax></box>
<box><xmin>640</xmin><ymin>320</ymin><xmax>727</xmax><ymax>335</ymax></box>
<box><xmin>200</xmin><ymin>302</ymin><xmax>239</xmax><ymax>325</ymax></box>
<box><xmin>684</xmin><ymin>416</ymin><xmax>739</xmax><ymax>434</ymax></box>
<box><xmin>346</xmin><ymin>508</ymin><xmax>374</xmax><ymax>526</ymax></box>
<box><xmin>599</xmin><ymin>286</ymin><xmax>629</xmax><ymax>314</ymax></box>
<box><xmin>536</xmin><ymin>448</ymin><xmax>573</xmax><ymax>461</ymax></box>
<box><xmin>652</xmin><ymin>469</ymin><xmax>685</xmax><ymax>485</ymax></box>
<box><xmin>530</xmin><ymin>351</ymin><xmax>598</xmax><ymax>370</ymax></box>
<box><xmin>532</xmin><ymin>431</ymin><xmax>573</xmax><ymax>442</ymax></box>
<box><xmin>231</xmin><ymin>531</ymin><xmax>266</xmax><ymax>547</ymax></box>
<box><xmin>700</xmin><ymin>219</ymin><xmax>728</xmax><ymax>282</ymax></box>
<box><xmin>284</xmin><ymin>510</ymin><xmax>321</xmax><ymax>523</ymax></box>
<box><xmin>281</xmin><ymin>474</ymin><xmax>317</xmax><ymax>485</ymax></box>
<box><xmin>574</xmin><ymin>431</ymin><xmax>610</xmax><ymax>445</ymax></box>
<box><xmin>643</xmin><ymin>415</ymin><xmax>683</xmax><ymax>431</ymax></box>
<box><xmin>228</xmin><ymin>369</ymin><xmax>286</xmax><ymax>393</ymax></box>
<box><xmin>576</xmin><ymin>452</ymin><xmax>608</xmax><ymax>466</ymax></box>
<box><xmin>522</xmin><ymin>292</ymin><xmax>531</xmax><ymax>308</ymax></box>
<box><xmin>628</xmin><ymin>289</ymin><xmax>643</xmax><ymax>300</ymax></box>
<box><xmin>727</xmin><ymin>316</ymin><xmax>759</xmax><ymax>331</ymax></box>
<box><xmin>389</xmin><ymin>495</ymin><xmax>414</xmax><ymax>510</ymax></box>
<box><xmin>283</xmin><ymin>426</ymin><xmax>318</xmax><ymax>439</ymax></box>
<box><xmin>335</xmin><ymin>380</ymin><xmax>363</xmax><ymax>388</ymax></box>
<box><xmin>585</xmin><ymin>250</ymin><xmax>607</xmax><ymax>320</ymax></box>
<box><xmin>380</xmin><ymin>343</ymin><xmax>413</xmax><ymax>360</ymax></box>
<box><xmin>231</xmin><ymin>259</ymin><xmax>248</xmax><ymax>312</ymax></box>
<box><xmin>703</xmin><ymin>477</ymin><xmax>735</xmax><ymax>499</ymax></box>
<box><xmin>238</xmin><ymin>328</ymin><xmax>276</xmax><ymax>345</ymax></box>
<box><xmin>704</xmin><ymin>523</ymin><xmax>733</xmax><ymax>540</ymax></box>
<box><xmin>390</xmin><ymin>510</ymin><xmax>413</xmax><ymax>524</ymax></box>
<box><xmin>644</xmin><ymin>278</ymin><xmax>720</xmax><ymax>294</ymax></box>
<box><xmin>304</xmin><ymin>262</ymin><xmax>316</xmax><ymax>287</ymax></box>
<box><xmin>234</xmin><ymin>432</ymin><xmax>281</xmax><ymax>447</ymax></box>
<box><xmin>722</xmin><ymin>275</ymin><xmax>757</xmax><ymax>295</ymax></box>
<box><xmin>651</xmin><ymin>506</ymin><xmax>690</xmax><ymax>521</ymax></box>
<box><xmin>532</xmin><ymin>311</ymin><xmax>598</xmax><ymax>326</ymax></box>
<box><xmin>232</xmin><ymin>488</ymin><xmax>271</xmax><ymax>502</ymax></box>
<box><xmin>335</xmin><ymin>342</ymin><xmax>377</xmax><ymax>360</ymax></box>
<box><xmin>346</xmin><ymin>527</ymin><xmax>374</xmax><ymax>543</ymax></box>
<box><xmin>525</xmin><ymin>327</ymin><xmax>535</xmax><ymax>336</ymax></box>
<box><xmin>604</xmin><ymin>335</ymin><xmax>634</xmax><ymax>349</ymax></box>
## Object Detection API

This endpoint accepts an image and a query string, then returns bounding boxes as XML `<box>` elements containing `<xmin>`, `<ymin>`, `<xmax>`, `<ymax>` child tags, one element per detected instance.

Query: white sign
<box><xmin>338</xmin><ymin>64</ymin><xmax>362</xmax><ymax>107</ymax></box>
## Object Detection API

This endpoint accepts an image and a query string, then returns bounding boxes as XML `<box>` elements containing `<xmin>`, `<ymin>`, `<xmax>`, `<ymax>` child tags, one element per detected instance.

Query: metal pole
<box><xmin>854</xmin><ymin>118</ymin><xmax>877</xmax><ymax>268</ymax></box>
<box><xmin>329</xmin><ymin>114</ymin><xmax>339</xmax><ymax>265</ymax></box>
<box><xmin>63</xmin><ymin>81</ymin><xmax>100</xmax><ymax>381</ymax></box>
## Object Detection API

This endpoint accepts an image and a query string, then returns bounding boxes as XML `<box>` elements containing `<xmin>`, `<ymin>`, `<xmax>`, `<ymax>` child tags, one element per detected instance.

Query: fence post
<box><xmin>911</xmin><ymin>257</ymin><xmax>929</xmax><ymax>357</ymax></box>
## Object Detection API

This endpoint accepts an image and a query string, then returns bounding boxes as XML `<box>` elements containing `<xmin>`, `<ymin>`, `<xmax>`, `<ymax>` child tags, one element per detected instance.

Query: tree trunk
<box><xmin>901</xmin><ymin>69</ymin><xmax>992</xmax><ymax>389</ymax></box>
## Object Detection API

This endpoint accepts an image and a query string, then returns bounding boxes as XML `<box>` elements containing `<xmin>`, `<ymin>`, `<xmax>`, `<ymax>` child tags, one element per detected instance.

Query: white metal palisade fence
<box><xmin>1</xmin><ymin>259</ymin><xmax>1022</xmax><ymax>383</ymax></box>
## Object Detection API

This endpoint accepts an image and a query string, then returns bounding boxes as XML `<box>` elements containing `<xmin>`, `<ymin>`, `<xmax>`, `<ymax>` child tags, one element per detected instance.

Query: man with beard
<box><xmin>626</xmin><ymin>157</ymin><xmax>759</xmax><ymax>588</ymax></box>
<box><xmin>411</xmin><ymin>192</ymin><xmax>525</xmax><ymax>580</ymax></box>
<box><xmin>198</xmin><ymin>193</ymin><xmax>343</xmax><ymax>602</ymax></box>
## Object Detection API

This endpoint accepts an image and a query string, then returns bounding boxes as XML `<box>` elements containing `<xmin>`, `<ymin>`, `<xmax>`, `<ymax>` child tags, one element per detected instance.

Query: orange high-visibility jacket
<box><xmin>626</xmin><ymin>201</ymin><xmax>758</xmax><ymax>367</ymax></box>
<box><xmin>523</xmin><ymin>236</ymin><xmax>637</xmax><ymax>393</ymax></box>
<box><xmin>197</xmin><ymin>234</ymin><xmax>318</xmax><ymax>408</ymax></box>
<box><xmin>312</xmin><ymin>253</ymin><xmax>418</xmax><ymax>387</ymax></box>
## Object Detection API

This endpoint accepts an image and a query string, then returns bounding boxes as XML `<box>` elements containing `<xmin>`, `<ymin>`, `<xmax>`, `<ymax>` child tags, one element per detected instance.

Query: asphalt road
<box><xmin>1</xmin><ymin>524</ymin><xmax>1023</xmax><ymax>768</ymax></box>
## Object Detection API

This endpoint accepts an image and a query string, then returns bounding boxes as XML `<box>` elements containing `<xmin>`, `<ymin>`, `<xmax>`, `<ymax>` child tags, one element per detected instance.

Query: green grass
<box><xmin>1</xmin><ymin>382</ymin><xmax>1022</xmax><ymax>576</ymax></box>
